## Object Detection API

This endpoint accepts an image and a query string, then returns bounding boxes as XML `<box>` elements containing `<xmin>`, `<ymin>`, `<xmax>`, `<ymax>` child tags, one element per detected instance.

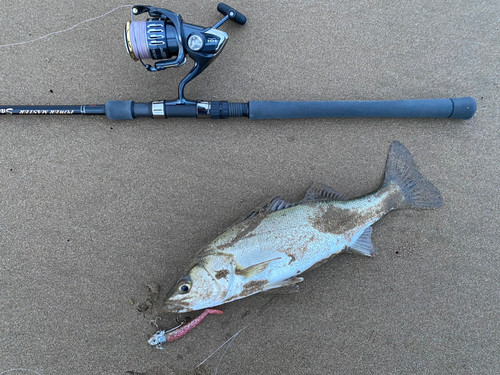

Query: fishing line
<box><xmin>213</xmin><ymin>330</ymin><xmax>243</xmax><ymax>375</ymax></box>
<box><xmin>0</xmin><ymin>5</ymin><xmax>133</xmax><ymax>49</ymax></box>
<box><xmin>194</xmin><ymin>325</ymin><xmax>249</xmax><ymax>371</ymax></box>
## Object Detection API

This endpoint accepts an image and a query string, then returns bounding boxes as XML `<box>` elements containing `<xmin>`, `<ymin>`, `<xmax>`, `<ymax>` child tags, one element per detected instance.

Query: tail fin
<box><xmin>384</xmin><ymin>141</ymin><xmax>443</xmax><ymax>209</ymax></box>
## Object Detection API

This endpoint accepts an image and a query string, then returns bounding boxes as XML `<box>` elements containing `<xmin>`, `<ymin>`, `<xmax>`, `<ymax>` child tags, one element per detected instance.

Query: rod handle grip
<box><xmin>248</xmin><ymin>97</ymin><xmax>477</xmax><ymax>120</ymax></box>
<box><xmin>104</xmin><ymin>100</ymin><xmax>134</xmax><ymax>120</ymax></box>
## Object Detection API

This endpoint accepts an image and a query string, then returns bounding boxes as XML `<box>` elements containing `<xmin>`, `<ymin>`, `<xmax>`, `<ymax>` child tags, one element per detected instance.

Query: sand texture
<box><xmin>1</xmin><ymin>1</ymin><xmax>499</xmax><ymax>374</ymax></box>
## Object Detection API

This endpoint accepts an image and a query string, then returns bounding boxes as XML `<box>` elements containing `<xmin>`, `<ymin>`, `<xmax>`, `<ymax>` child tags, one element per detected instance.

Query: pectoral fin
<box><xmin>235</xmin><ymin>257</ymin><xmax>281</xmax><ymax>278</ymax></box>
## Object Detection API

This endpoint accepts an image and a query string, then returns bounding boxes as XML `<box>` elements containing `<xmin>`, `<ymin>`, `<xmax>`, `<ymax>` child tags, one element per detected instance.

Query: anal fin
<box><xmin>347</xmin><ymin>227</ymin><xmax>377</xmax><ymax>257</ymax></box>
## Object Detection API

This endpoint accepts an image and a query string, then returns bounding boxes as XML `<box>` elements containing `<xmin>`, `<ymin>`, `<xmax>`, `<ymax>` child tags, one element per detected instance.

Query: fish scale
<box><xmin>212</xmin><ymin>189</ymin><xmax>394</xmax><ymax>285</ymax></box>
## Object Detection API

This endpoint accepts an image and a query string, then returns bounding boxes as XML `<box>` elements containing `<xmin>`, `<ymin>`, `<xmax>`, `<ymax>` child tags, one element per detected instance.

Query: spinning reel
<box><xmin>0</xmin><ymin>3</ymin><xmax>476</xmax><ymax>120</ymax></box>
<box><xmin>124</xmin><ymin>3</ymin><xmax>246</xmax><ymax>103</ymax></box>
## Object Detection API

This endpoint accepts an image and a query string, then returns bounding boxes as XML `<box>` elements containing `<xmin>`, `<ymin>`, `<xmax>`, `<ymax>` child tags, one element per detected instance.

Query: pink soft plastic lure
<box><xmin>148</xmin><ymin>308</ymin><xmax>223</xmax><ymax>346</ymax></box>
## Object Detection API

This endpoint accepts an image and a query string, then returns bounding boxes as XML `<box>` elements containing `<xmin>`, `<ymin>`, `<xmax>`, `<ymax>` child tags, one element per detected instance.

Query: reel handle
<box><xmin>217</xmin><ymin>3</ymin><xmax>247</xmax><ymax>25</ymax></box>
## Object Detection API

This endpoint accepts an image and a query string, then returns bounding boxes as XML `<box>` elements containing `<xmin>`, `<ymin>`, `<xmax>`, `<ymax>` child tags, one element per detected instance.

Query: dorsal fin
<box><xmin>303</xmin><ymin>183</ymin><xmax>347</xmax><ymax>202</ymax></box>
<box><xmin>245</xmin><ymin>196</ymin><xmax>297</xmax><ymax>220</ymax></box>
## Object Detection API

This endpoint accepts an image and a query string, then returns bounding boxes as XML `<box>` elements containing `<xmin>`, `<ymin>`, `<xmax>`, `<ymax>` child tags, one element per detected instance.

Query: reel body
<box><xmin>124</xmin><ymin>4</ymin><xmax>246</xmax><ymax>103</ymax></box>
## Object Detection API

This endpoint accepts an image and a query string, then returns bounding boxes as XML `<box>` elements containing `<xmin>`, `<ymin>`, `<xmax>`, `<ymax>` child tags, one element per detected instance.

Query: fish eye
<box><xmin>178</xmin><ymin>279</ymin><xmax>192</xmax><ymax>294</ymax></box>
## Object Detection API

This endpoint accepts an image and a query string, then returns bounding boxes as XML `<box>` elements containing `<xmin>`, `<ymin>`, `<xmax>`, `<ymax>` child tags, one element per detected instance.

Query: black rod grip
<box><xmin>105</xmin><ymin>100</ymin><xmax>134</xmax><ymax>120</ymax></box>
<box><xmin>104</xmin><ymin>101</ymin><xmax>153</xmax><ymax>120</ymax></box>
<box><xmin>248</xmin><ymin>97</ymin><xmax>476</xmax><ymax>120</ymax></box>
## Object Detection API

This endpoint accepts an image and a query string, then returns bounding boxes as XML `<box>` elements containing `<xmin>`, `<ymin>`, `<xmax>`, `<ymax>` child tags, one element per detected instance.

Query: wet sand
<box><xmin>1</xmin><ymin>1</ymin><xmax>499</xmax><ymax>374</ymax></box>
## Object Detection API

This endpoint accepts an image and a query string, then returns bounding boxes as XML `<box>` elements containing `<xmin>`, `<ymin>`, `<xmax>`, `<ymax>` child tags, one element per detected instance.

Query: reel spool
<box><xmin>125</xmin><ymin>18</ymin><xmax>179</xmax><ymax>62</ymax></box>
<box><xmin>124</xmin><ymin>4</ymin><xmax>246</xmax><ymax>103</ymax></box>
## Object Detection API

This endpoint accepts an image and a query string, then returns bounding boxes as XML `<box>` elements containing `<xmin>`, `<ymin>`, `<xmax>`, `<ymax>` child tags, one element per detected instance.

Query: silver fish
<box><xmin>163</xmin><ymin>141</ymin><xmax>443</xmax><ymax>313</ymax></box>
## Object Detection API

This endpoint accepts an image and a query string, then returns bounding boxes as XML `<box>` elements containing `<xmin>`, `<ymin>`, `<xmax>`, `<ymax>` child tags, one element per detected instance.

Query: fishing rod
<box><xmin>0</xmin><ymin>4</ymin><xmax>476</xmax><ymax>121</ymax></box>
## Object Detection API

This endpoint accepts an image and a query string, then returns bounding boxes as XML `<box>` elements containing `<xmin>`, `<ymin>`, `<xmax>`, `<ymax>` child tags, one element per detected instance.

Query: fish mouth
<box><xmin>162</xmin><ymin>301</ymin><xmax>192</xmax><ymax>314</ymax></box>
<box><xmin>162</xmin><ymin>288</ymin><xmax>193</xmax><ymax>313</ymax></box>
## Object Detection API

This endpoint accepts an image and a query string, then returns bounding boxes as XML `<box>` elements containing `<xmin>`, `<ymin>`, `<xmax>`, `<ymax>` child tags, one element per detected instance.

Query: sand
<box><xmin>1</xmin><ymin>1</ymin><xmax>499</xmax><ymax>374</ymax></box>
